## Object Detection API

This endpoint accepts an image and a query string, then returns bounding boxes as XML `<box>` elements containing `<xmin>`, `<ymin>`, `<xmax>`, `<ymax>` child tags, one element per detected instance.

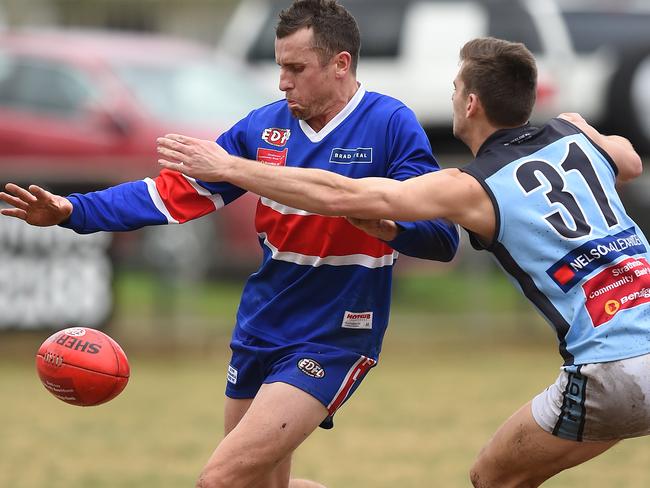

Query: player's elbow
<box><xmin>617</xmin><ymin>152</ymin><xmax>643</xmax><ymax>183</ymax></box>
<box><xmin>313</xmin><ymin>178</ymin><xmax>397</xmax><ymax>219</ymax></box>
<box><xmin>629</xmin><ymin>155</ymin><xmax>643</xmax><ymax>180</ymax></box>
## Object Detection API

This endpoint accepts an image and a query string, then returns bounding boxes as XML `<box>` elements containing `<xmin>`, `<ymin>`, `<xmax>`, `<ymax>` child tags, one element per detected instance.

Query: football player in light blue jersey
<box><xmin>153</xmin><ymin>38</ymin><xmax>649</xmax><ymax>486</ymax></box>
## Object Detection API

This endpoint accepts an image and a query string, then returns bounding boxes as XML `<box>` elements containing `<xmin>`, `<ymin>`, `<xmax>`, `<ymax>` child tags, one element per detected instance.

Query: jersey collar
<box><xmin>476</xmin><ymin>123</ymin><xmax>536</xmax><ymax>156</ymax></box>
<box><xmin>298</xmin><ymin>83</ymin><xmax>366</xmax><ymax>143</ymax></box>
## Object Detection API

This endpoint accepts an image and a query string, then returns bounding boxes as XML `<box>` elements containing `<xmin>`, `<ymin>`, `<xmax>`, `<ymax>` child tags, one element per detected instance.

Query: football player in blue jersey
<box><xmin>152</xmin><ymin>37</ymin><xmax>650</xmax><ymax>486</ymax></box>
<box><xmin>0</xmin><ymin>1</ymin><xmax>459</xmax><ymax>487</ymax></box>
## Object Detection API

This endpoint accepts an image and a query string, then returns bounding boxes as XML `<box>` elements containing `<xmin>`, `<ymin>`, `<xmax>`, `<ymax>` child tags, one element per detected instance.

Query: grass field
<box><xmin>2</xmin><ymin>270</ymin><xmax>650</xmax><ymax>487</ymax></box>
<box><xmin>2</xmin><ymin>333</ymin><xmax>650</xmax><ymax>487</ymax></box>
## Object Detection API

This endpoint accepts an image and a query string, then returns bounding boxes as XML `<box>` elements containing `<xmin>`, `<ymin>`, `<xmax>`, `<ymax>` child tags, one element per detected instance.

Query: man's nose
<box><xmin>279</xmin><ymin>70</ymin><xmax>293</xmax><ymax>92</ymax></box>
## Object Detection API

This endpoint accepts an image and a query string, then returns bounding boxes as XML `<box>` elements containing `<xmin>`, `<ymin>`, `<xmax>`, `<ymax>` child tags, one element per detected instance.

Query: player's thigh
<box><xmin>224</xmin><ymin>396</ymin><xmax>253</xmax><ymax>435</ymax></box>
<box><xmin>222</xmin><ymin>396</ymin><xmax>294</xmax><ymax>488</ymax></box>
<box><xmin>471</xmin><ymin>401</ymin><xmax>617</xmax><ymax>487</ymax></box>
<box><xmin>226</xmin><ymin>382</ymin><xmax>328</xmax><ymax>457</ymax></box>
<box><xmin>206</xmin><ymin>383</ymin><xmax>327</xmax><ymax>481</ymax></box>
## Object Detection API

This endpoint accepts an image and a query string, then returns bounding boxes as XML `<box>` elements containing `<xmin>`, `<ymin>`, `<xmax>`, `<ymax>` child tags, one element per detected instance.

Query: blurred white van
<box><xmin>219</xmin><ymin>0</ymin><xmax>650</xmax><ymax>152</ymax></box>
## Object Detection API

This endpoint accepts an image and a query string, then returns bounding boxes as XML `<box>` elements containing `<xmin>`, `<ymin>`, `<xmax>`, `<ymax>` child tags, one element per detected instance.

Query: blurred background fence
<box><xmin>1</xmin><ymin>0</ymin><xmax>649</xmax><ymax>342</ymax></box>
<box><xmin>2</xmin><ymin>0</ymin><xmax>238</xmax><ymax>41</ymax></box>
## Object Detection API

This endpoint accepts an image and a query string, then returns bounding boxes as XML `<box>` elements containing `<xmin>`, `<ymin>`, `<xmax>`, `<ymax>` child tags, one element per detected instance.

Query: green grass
<box><xmin>2</xmin><ymin>270</ymin><xmax>648</xmax><ymax>487</ymax></box>
<box><xmin>2</xmin><ymin>335</ymin><xmax>650</xmax><ymax>487</ymax></box>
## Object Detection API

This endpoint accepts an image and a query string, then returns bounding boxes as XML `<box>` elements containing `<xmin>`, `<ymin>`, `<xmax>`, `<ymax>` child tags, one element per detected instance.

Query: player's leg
<box><xmin>224</xmin><ymin>396</ymin><xmax>295</xmax><ymax>487</ymax></box>
<box><xmin>469</xmin><ymin>401</ymin><xmax>617</xmax><ymax>488</ymax></box>
<box><xmin>222</xmin><ymin>396</ymin><xmax>321</xmax><ymax>488</ymax></box>
<box><xmin>289</xmin><ymin>480</ymin><xmax>327</xmax><ymax>488</ymax></box>
<box><xmin>197</xmin><ymin>382</ymin><xmax>328</xmax><ymax>488</ymax></box>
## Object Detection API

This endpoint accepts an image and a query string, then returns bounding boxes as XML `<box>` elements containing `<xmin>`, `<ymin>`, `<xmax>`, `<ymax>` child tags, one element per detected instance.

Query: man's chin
<box><xmin>286</xmin><ymin>101</ymin><xmax>307</xmax><ymax>119</ymax></box>
<box><xmin>289</xmin><ymin>108</ymin><xmax>307</xmax><ymax>120</ymax></box>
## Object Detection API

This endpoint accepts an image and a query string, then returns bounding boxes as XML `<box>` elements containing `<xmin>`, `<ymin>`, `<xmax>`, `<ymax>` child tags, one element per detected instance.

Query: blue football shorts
<box><xmin>225</xmin><ymin>326</ymin><xmax>377</xmax><ymax>428</ymax></box>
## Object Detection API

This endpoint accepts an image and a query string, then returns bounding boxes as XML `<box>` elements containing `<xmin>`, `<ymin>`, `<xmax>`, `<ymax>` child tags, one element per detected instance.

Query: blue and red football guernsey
<box><xmin>62</xmin><ymin>86</ymin><xmax>459</xmax><ymax>358</ymax></box>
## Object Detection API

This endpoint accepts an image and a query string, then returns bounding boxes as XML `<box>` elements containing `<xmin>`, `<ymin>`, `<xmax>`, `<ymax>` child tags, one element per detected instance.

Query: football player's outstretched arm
<box><xmin>220</xmin><ymin>162</ymin><xmax>492</xmax><ymax>238</ymax></box>
<box><xmin>558</xmin><ymin>113</ymin><xmax>642</xmax><ymax>183</ymax></box>
<box><xmin>157</xmin><ymin>133</ymin><xmax>491</xmax><ymax>236</ymax></box>
<box><xmin>0</xmin><ymin>183</ymin><xmax>72</xmax><ymax>226</ymax></box>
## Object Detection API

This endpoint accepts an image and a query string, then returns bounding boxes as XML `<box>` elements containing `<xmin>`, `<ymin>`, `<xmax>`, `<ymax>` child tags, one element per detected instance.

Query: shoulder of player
<box><xmin>359</xmin><ymin>89</ymin><xmax>413</xmax><ymax>116</ymax></box>
<box><xmin>251</xmin><ymin>98</ymin><xmax>288</xmax><ymax>114</ymax></box>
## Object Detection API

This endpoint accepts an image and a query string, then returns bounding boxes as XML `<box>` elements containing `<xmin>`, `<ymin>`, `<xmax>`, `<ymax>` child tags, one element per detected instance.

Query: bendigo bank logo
<box><xmin>604</xmin><ymin>300</ymin><xmax>621</xmax><ymax>316</ymax></box>
<box><xmin>262</xmin><ymin>128</ymin><xmax>291</xmax><ymax>147</ymax></box>
<box><xmin>582</xmin><ymin>257</ymin><xmax>650</xmax><ymax>327</ymax></box>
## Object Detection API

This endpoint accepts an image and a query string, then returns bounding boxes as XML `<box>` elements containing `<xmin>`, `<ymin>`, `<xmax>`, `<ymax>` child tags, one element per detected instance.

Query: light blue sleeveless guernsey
<box><xmin>462</xmin><ymin>118</ymin><xmax>650</xmax><ymax>366</ymax></box>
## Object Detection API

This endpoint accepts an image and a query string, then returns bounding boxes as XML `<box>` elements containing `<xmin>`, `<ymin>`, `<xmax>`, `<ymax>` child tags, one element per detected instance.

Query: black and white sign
<box><xmin>0</xmin><ymin>207</ymin><xmax>113</xmax><ymax>330</ymax></box>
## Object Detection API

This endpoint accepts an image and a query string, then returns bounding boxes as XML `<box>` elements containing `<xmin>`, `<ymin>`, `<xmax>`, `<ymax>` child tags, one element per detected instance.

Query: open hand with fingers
<box><xmin>0</xmin><ymin>183</ymin><xmax>73</xmax><ymax>226</ymax></box>
<box><xmin>157</xmin><ymin>134</ymin><xmax>235</xmax><ymax>182</ymax></box>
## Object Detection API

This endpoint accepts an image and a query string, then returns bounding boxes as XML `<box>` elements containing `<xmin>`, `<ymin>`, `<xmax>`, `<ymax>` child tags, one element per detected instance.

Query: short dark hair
<box><xmin>459</xmin><ymin>37</ymin><xmax>537</xmax><ymax>127</ymax></box>
<box><xmin>276</xmin><ymin>0</ymin><xmax>361</xmax><ymax>73</ymax></box>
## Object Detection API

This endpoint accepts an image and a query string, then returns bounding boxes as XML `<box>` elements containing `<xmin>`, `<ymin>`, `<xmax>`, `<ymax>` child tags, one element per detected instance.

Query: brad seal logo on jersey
<box><xmin>262</xmin><ymin>128</ymin><xmax>291</xmax><ymax>147</ymax></box>
<box><xmin>329</xmin><ymin>147</ymin><xmax>373</xmax><ymax>164</ymax></box>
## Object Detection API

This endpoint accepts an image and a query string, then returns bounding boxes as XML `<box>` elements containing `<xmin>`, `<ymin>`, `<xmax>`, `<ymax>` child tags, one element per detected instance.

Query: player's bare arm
<box><xmin>158</xmin><ymin>134</ymin><xmax>493</xmax><ymax>241</ymax></box>
<box><xmin>157</xmin><ymin>134</ymin><xmax>442</xmax><ymax>243</ymax></box>
<box><xmin>157</xmin><ymin>133</ymin><xmax>397</xmax><ymax>216</ymax></box>
<box><xmin>558</xmin><ymin>112</ymin><xmax>643</xmax><ymax>183</ymax></box>
<box><xmin>393</xmin><ymin>169</ymin><xmax>495</xmax><ymax>241</ymax></box>
<box><xmin>0</xmin><ymin>183</ymin><xmax>72</xmax><ymax>226</ymax></box>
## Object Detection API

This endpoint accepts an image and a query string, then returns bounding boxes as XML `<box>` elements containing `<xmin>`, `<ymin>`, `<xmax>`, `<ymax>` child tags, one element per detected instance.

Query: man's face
<box><xmin>451</xmin><ymin>67</ymin><xmax>469</xmax><ymax>141</ymax></box>
<box><xmin>275</xmin><ymin>28</ymin><xmax>336</xmax><ymax>120</ymax></box>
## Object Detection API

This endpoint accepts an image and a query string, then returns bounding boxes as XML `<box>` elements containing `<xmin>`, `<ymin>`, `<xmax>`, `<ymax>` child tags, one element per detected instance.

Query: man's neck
<box><xmin>306</xmin><ymin>79</ymin><xmax>359</xmax><ymax>132</ymax></box>
<box><xmin>467</xmin><ymin>123</ymin><xmax>501</xmax><ymax>156</ymax></box>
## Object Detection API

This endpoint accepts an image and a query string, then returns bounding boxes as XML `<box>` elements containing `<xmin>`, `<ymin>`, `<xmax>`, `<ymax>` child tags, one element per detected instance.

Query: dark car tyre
<box><xmin>608</xmin><ymin>48</ymin><xmax>650</xmax><ymax>154</ymax></box>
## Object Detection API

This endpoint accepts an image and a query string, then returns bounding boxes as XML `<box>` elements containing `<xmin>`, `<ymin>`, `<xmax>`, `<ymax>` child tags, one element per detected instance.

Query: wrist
<box><xmin>61</xmin><ymin>197</ymin><xmax>74</xmax><ymax>221</ymax></box>
<box><xmin>221</xmin><ymin>155</ymin><xmax>241</xmax><ymax>182</ymax></box>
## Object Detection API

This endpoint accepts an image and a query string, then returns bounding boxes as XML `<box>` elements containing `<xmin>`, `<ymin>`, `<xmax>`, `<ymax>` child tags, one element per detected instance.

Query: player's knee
<box><xmin>196</xmin><ymin>457</ymin><xmax>278</xmax><ymax>488</ymax></box>
<box><xmin>195</xmin><ymin>472</ymin><xmax>223</xmax><ymax>488</ymax></box>
<box><xmin>469</xmin><ymin>461</ymin><xmax>487</xmax><ymax>488</ymax></box>
<box><xmin>469</xmin><ymin>459</ymin><xmax>540</xmax><ymax>488</ymax></box>
<box><xmin>195</xmin><ymin>464</ymin><xmax>237</xmax><ymax>488</ymax></box>
<box><xmin>469</xmin><ymin>454</ymin><xmax>504</xmax><ymax>488</ymax></box>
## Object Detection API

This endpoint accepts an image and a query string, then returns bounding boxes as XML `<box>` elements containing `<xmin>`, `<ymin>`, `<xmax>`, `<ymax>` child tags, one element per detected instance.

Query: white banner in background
<box><xmin>0</xmin><ymin>207</ymin><xmax>113</xmax><ymax>330</ymax></box>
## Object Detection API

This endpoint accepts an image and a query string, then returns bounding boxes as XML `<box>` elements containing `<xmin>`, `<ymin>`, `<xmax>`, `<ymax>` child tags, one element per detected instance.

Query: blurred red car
<box><xmin>0</xmin><ymin>29</ymin><xmax>275</xmax><ymax>274</ymax></box>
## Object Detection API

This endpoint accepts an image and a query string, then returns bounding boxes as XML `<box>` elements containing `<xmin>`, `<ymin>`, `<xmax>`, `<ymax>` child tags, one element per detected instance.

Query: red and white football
<box><xmin>35</xmin><ymin>327</ymin><xmax>130</xmax><ymax>406</ymax></box>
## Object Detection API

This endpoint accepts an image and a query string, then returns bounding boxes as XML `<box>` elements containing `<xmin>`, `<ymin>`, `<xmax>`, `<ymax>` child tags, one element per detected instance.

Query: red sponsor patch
<box><xmin>553</xmin><ymin>264</ymin><xmax>575</xmax><ymax>286</ymax></box>
<box><xmin>256</xmin><ymin>148</ymin><xmax>287</xmax><ymax>166</ymax></box>
<box><xmin>582</xmin><ymin>257</ymin><xmax>650</xmax><ymax>327</ymax></box>
<box><xmin>262</xmin><ymin>128</ymin><xmax>291</xmax><ymax>146</ymax></box>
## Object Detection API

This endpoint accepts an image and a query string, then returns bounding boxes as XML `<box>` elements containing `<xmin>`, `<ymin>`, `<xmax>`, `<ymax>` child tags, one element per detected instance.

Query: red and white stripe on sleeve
<box><xmin>144</xmin><ymin>169</ymin><xmax>225</xmax><ymax>224</ymax></box>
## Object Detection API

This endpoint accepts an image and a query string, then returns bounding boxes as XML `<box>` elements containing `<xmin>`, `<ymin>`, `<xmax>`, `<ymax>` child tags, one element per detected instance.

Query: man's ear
<box><xmin>334</xmin><ymin>51</ymin><xmax>352</xmax><ymax>78</ymax></box>
<box><xmin>466</xmin><ymin>93</ymin><xmax>482</xmax><ymax>118</ymax></box>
